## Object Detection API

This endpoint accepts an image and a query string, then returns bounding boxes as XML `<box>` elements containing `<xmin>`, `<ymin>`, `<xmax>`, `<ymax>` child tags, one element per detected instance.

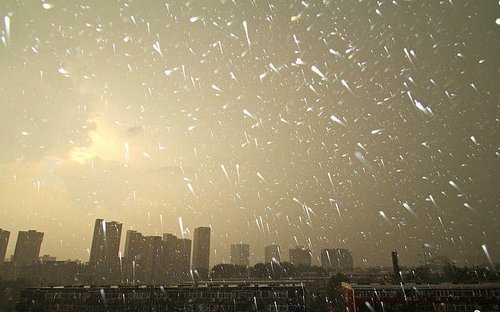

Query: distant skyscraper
<box><xmin>123</xmin><ymin>230</ymin><xmax>144</xmax><ymax>284</ymax></box>
<box><xmin>13</xmin><ymin>230</ymin><xmax>44</xmax><ymax>265</ymax></box>
<box><xmin>0</xmin><ymin>229</ymin><xmax>10</xmax><ymax>265</ymax></box>
<box><xmin>392</xmin><ymin>250</ymin><xmax>401</xmax><ymax>283</ymax></box>
<box><xmin>89</xmin><ymin>219</ymin><xmax>122</xmax><ymax>265</ymax></box>
<box><xmin>320</xmin><ymin>248</ymin><xmax>354</xmax><ymax>272</ymax></box>
<box><xmin>230</xmin><ymin>243</ymin><xmax>250</xmax><ymax>267</ymax></box>
<box><xmin>289</xmin><ymin>247</ymin><xmax>311</xmax><ymax>266</ymax></box>
<box><xmin>140</xmin><ymin>236</ymin><xmax>162</xmax><ymax>284</ymax></box>
<box><xmin>122</xmin><ymin>231</ymin><xmax>192</xmax><ymax>284</ymax></box>
<box><xmin>124</xmin><ymin>230</ymin><xmax>144</xmax><ymax>260</ymax></box>
<box><xmin>89</xmin><ymin>219</ymin><xmax>122</xmax><ymax>284</ymax></box>
<box><xmin>163</xmin><ymin>233</ymin><xmax>192</xmax><ymax>283</ymax></box>
<box><xmin>191</xmin><ymin>227</ymin><xmax>211</xmax><ymax>278</ymax></box>
<box><xmin>264</xmin><ymin>244</ymin><xmax>281</xmax><ymax>263</ymax></box>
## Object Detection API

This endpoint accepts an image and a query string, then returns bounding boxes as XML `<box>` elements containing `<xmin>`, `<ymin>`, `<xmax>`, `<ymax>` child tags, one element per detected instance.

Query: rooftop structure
<box><xmin>17</xmin><ymin>281</ymin><xmax>308</xmax><ymax>311</ymax></box>
<box><xmin>342</xmin><ymin>282</ymin><xmax>500</xmax><ymax>312</ymax></box>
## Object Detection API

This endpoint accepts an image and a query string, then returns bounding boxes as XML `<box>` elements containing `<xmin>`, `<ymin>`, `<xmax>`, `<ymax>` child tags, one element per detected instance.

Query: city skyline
<box><xmin>0</xmin><ymin>220</ymin><xmax>356</xmax><ymax>268</ymax></box>
<box><xmin>0</xmin><ymin>1</ymin><xmax>498</xmax><ymax>269</ymax></box>
<box><xmin>0</xmin><ymin>219</ymin><xmax>495</xmax><ymax>268</ymax></box>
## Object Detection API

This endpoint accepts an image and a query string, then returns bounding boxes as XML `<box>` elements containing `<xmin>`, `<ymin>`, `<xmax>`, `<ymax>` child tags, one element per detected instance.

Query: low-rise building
<box><xmin>342</xmin><ymin>282</ymin><xmax>500</xmax><ymax>312</ymax></box>
<box><xmin>17</xmin><ymin>281</ymin><xmax>308</xmax><ymax>311</ymax></box>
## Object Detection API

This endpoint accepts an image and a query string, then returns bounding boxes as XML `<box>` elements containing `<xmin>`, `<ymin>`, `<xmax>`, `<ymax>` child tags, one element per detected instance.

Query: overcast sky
<box><xmin>0</xmin><ymin>0</ymin><xmax>498</xmax><ymax>267</ymax></box>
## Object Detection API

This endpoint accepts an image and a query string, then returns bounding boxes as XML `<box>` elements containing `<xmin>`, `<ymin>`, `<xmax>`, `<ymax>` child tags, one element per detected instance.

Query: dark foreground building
<box><xmin>342</xmin><ymin>282</ymin><xmax>500</xmax><ymax>312</ymax></box>
<box><xmin>17</xmin><ymin>281</ymin><xmax>307</xmax><ymax>311</ymax></box>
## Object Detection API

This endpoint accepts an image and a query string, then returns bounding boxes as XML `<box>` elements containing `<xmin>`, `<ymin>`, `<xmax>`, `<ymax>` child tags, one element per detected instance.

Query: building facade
<box><xmin>13</xmin><ymin>230</ymin><xmax>44</xmax><ymax>265</ymax></box>
<box><xmin>123</xmin><ymin>230</ymin><xmax>144</xmax><ymax>260</ymax></box>
<box><xmin>0</xmin><ymin>229</ymin><xmax>9</xmax><ymax>265</ymax></box>
<box><xmin>122</xmin><ymin>231</ymin><xmax>192</xmax><ymax>285</ymax></box>
<box><xmin>89</xmin><ymin>219</ymin><xmax>122</xmax><ymax>265</ymax></box>
<box><xmin>391</xmin><ymin>250</ymin><xmax>401</xmax><ymax>283</ymax></box>
<box><xmin>140</xmin><ymin>235</ymin><xmax>163</xmax><ymax>284</ymax></box>
<box><xmin>342</xmin><ymin>282</ymin><xmax>500</xmax><ymax>312</ymax></box>
<box><xmin>162</xmin><ymin>233</ymin><xmax>191</xmax><ymax>283</ymax></box>
<box><xmin>17</xmin><ymin>281</ymin><xmax>308</xmax><ymax>311</ymax></box>
<box><xmin>289</xmin><ymin>247</ymin><xmax>311</xmax><ymax>266</ymax></box>
<box><xmin>320</xmin><ymin>248</ymin><xmax>354</xmax><ymax>272</ymax></box>
<box><xmin>230</xmin><ymin>243</ymin><xmax>250</xmax><ymax>267</ymax></box>
<box><xmin>191</xmin><ymin>226</ymin><xmax>211</xmax><ymax>278</ymax></box>
<box><xmin>88</xmin><ymin>219</ymin><xmax>122</xmax><ymax>283</ymax></box>
<box><xmin>264</xmin><ymin>244</ymin><xmax>281</xmax><ymax>263</ymax></box>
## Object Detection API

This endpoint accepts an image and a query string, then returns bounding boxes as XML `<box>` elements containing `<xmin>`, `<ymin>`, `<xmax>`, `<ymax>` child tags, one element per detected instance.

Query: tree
<box><xmin>252</xmin><ymin>263</ymin><xmax>272</xmax><ymax>279</ymax></box>
<box><xmin>210</xmin><ymin>264</ymin><xmax>248</xmax><ymax>279</ymax></box>
<box><xmin>326</xmin><ymin>273</ymin><xmax>349</xmax><ymax>312</ymax></box>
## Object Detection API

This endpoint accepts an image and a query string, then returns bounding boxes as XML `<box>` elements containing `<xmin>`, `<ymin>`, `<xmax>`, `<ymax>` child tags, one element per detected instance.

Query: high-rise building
<box><xmin>89</xmin><ymin>219</ymin><xmax>122</xmax><ymax>265</ymax></box>
<box><xmin>230</xmin><ymin>243</ymin><xmax>250</xmax><ymax>267</ymax></box>
<box><xmin>140</xmin><ymin>236</ymin><xmax>162</xmax><ymax>284</ymax></box>
<box><xmin>191</xmin><ymin>227</ymin><xmax>211</xmax><ymax>278</ymax></box>
<box><xmin>13</xmin><ymin>230</ymin><xmax>44</xmax><ymax>265</ymax></box>
<box><xmin>264</xmin><ymin>244</ymin><xmax>281</xmax><ymax>263</ymax></box>
<box><xmin>124</xmin><ymin>230</ymin><xmax>144</xmax><ymax>260</ymax></box>
<box><xmin>0</xmin><ymin>229</ymin><xmax>10</xmax><ymax>265</ymax></box>
<box><xmin>123</xmin><ymin>230</ymin><xmax>144</xmax><ymax>284</ymax></box>
<box><xmin>163</xmin><ymin>233</ymin><xmax>192</xmax><ymax>283</ymax></box>
<box><xmin>122</xmin><ymin>231</ymin><xmax>192</xmax><ymax>285</ymax></box>
<box><xmin>392</xmin><ymin>250</ymin><xmax>401</xmax><ymax>283</ymax></box>
<box><xmin>320</xmin><ymin>248</ymin><xmax>354</xmax><ymax>272</ymax></box>
<box><xmin>89</xmin><ymin>219</ymin><xmax>122</xmax><ymax>284</ymax></box>
<box><xmin>289</xmin><ymin>247</ymin><xmax>311</xmax><ymax>266</ymax></box>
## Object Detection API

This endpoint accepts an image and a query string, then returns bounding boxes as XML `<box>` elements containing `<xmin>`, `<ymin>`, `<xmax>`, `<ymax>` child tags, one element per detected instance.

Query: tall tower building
<box><xmin>124</xmin><ymin>230</ymin><xmax>144</xmax><ymax>260</ymax></box>
<box><xmin>13</xmin><ymin>230</ymin><xmax>44</xmax><ymax>265</ymax></box>
<box><xmin>123</xmin><ymin>230</ymin><xmax>145</xmax><ymax>284</ymax></box>
<box><xmin>163</xmin><ymin>233</ymin><xmax>192</xmax><ymax>283</ymax></box>
<box><xmin>89</xmin><ymin>219</ymin><xmax>123</xmax><ymax>265</ymax></box>
<box><xmin>89</xmin><ymin>219</ymin><xmax>122</xmax><ymax>284</ymax></box>
<box><xmin>140</xmin><ymin>235</ymin><xmax>163</xmax><ymax>284</ymax></box>
<box><xmin>230</xmin><ymin>243</ymin><xmax>250</xmax><ymax>267</ymax></box>
<box><xmin>264</xmin><ymin>244</ymin><xmax>281</xmax><ymax>263</ymax></box>
<box><xmin>289</xmin><ymin>247</ymin><xmax>311</xmax><ymax>266</ymax></box>
<box><xmin>0</xmin><ymin>229</ymin><xmax>10</xmax><ymax>265</ymax></box>
<box><xmin>320</xmin><ymin>248</ymin><xmax>354</xmax><ymax>272</ymax></box>
<box><xmin>191</xmin><ymin>226</ymin><xmax>211</xmax><ymax>278</ymax></box>
<box><xmin>392</xmin><ymin>250</ymin><xmax>401</xmax><ymax>283</ymax></box>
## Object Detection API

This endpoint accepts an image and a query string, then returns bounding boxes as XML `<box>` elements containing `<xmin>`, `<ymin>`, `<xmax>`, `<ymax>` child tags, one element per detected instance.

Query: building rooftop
<box><xmin>345</xmin><ymin>282</ymin><xmax>500</xmax><ymax>289</ymax></box>
<box><xmin>24</xmin><ymin>280</ymin><xmax>309</xmax><ymax>290</ymax></box>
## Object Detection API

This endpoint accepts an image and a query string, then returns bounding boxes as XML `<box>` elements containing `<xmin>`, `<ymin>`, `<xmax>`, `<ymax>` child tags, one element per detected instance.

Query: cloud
<box><xmin>53</xmin><ymin>158</ymin><xmax>195</xmax><ymax>212</ymax></box>
<box><xmin>0</xmin><ymin>63</ymin><xmax>95</xmax><ymax>164</ymax></box>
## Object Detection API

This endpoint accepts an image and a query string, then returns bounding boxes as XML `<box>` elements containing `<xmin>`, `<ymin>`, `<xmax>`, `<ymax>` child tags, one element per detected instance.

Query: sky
<box><xmin>0</xmin><ymin>0</ymin><xmax>499</xmax><ymax>268</ymax></box>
